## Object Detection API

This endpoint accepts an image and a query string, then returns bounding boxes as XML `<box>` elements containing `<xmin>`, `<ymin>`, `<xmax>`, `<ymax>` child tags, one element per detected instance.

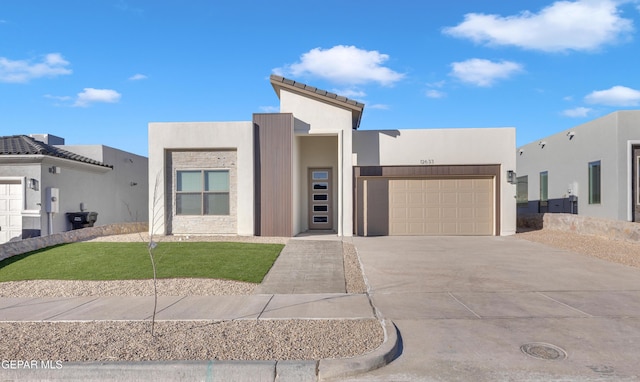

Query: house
<box><xmin>516</xmin><ymin>110</ymin><xmax>640</xmax><ymax>222</ymax></box>
<box><xmin>0</xmin><ymin>134</ymin><xmax>148</xmax><ymax>244</ymax></box>
<box><xmin>148</xmin><ymin>75</ymin><xmax>516</xmax><ymax>237</ymax></box>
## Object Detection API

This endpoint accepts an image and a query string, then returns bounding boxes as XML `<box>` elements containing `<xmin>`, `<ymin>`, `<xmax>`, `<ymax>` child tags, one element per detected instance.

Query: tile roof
<box><xmin>270</xmin><ymin>75</ymin><xmax>365</xmax><ymax>109</ymax></box>
<box><xmin>0</xmin><ymin>135</ymin><xmax>113</xmax><ymax>168</ymax></box>
<box><xmin>269</xmin><ymin>75</ymin><xmax>365</xmax><ymax>129</ymax></box>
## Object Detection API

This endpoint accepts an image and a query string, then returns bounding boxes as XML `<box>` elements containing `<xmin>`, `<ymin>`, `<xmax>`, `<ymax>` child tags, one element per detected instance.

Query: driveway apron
<box><xmin>341</xmin><ymin>236</ymin><xmax>640</xmax><ymax>382</ymax></box>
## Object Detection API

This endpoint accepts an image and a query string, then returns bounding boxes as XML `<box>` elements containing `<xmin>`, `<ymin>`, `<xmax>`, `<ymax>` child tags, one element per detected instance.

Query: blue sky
<box><xmin>2</xmin><ymin>0</ymin><xmax>640</xmax><ymax>157</ymax></box>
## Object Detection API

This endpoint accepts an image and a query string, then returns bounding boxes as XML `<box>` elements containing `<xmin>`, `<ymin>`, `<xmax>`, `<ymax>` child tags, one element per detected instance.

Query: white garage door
<box><xmin>0</xmin><ymin>181</ymin><xmax>23</xmax><ymax>244</ymax></box>
<box><xmin>389</xmin><ymin>178</ymin><xmax>494</xmax><ymax>236</ymax></box>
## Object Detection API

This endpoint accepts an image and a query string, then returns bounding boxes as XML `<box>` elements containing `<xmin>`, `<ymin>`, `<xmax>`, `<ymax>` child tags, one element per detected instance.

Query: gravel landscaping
<box><xmin>516</xmin><ymin>229</ymin><xmax>640</xmax><ymax>269</ymax></box>
<box><xmin>0</xmin><ymin>320</ymin><xmax>383</xmax><ymax>361</ymax></box>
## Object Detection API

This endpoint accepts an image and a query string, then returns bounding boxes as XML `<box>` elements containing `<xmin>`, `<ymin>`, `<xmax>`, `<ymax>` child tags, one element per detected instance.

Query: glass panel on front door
<box><xmin>309</xmin><ymin>169</ymin><xmax>333</xmax><ymax>230</ymax></box>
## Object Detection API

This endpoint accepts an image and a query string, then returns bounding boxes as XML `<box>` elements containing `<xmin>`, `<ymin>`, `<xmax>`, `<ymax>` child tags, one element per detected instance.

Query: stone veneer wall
<box><xmin>0</xmin><ymin>222</ymin><xmax>148</xmax><ymax>262</ymax></box>
<box><xmin>519</xmin><ymin>213</ymin><xmax>640</xmax><ymax>242</ymax></box>
<box><xmin>165</xmin><ymin>149</ymin><xmax>238</xmax><ymax>235</ymax></box>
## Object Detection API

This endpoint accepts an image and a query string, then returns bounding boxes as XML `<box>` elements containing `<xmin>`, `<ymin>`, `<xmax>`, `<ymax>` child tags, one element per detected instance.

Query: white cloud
<box><xmin>259</xmin><ymin>105</ymin><xmax>280</xmax><ymax>113</ymax></box>
<box><xmin>74</xmin><ymin>88</ymin><xmax>121</xmax><ymax>107</ymax></box>
<box><xmin>443</xmin><ymin>0</ymin><xmax>634</xmax><ymax>52</ymax></box>
<box><xmin>368</xmin><ymin>104</ymin><xmax>390</xmax><ymax>110</ymax></box>
<box><xmin>0</xmin><ymin>53</ymin><xmax>72</xmax><ymax>83</ymax></box>
<box><xmin>333</xmin><ymin>88</ymin><xmax>367</xmax><ymax>100</ymax></box>
<box><xmin>562</xmin><ymin>107</ymin><xmax>592</xmax><ymax>117</ymax></box>
<box><xmin>129</xmin><ymin>73</ymin><xmax>147</xmax><ymax>81</ymax></box>
<box><xmin>274</xmin><ymin>45</ymin><xmax>405</xmax><ymax>86</ymax></box>
<box><xmin>44</xmin><ymin>94</ymin><xmax>72</xmax><ymax>101</ymax></box>
<box><xmin>450</xmin><ymin>58</ymin><xmax>523</xmax><ymax>87</ymax></box>
<box><xmin>426</xmin><ymin>89</ymin><xmax>446</xmax><ymax>99</ymax></box>
<box><xmin>584</xmin><ymin>85</ymin><xmax>640</xmax><ymax>106</ymax></box>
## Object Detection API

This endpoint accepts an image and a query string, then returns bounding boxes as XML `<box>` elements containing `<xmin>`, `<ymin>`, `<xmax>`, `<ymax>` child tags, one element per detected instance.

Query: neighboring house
<box><xmin>516</xmin><ymin>110</ymin><xmax>640</xmax><ymax>222</ymax></box>
<box><xmin>148</xmin><ymin>75</ymin><xmax>516</xmax><ymax>237</ymax></box>
<box><xmin>0</xmin><ymin>134</ymin><xmax>148</xmax><ymax>244</ymax></box>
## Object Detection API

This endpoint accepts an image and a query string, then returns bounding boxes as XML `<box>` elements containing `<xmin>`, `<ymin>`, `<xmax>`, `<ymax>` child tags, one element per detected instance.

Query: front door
<box><xmin>0</xmin><ymin>181</ymin><xmax>23</xmax><ymax>244</ymax></box>
<box><xmin>308</xmin><ymin>168</ymin><xmax>333</xmax><ymax>230</ymax></box>
<box><xmin>634</xmin><ymin>146</ymin><xmax>640</xmax><ymax>222</ymax></box>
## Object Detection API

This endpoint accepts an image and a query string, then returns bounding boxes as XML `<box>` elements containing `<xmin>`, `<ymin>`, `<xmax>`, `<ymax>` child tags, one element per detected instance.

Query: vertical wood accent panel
<box><xmin>253</xmin><ymin>114</ymin><xmax>294</xmax><ymax>236</ymax></box>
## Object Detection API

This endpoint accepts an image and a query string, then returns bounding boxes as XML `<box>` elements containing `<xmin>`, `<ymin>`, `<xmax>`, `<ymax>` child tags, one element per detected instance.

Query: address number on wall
<box><xmin>420</xmin><ymin>159</ymin><xmax>435</xmax><ymax>165</ymax></box>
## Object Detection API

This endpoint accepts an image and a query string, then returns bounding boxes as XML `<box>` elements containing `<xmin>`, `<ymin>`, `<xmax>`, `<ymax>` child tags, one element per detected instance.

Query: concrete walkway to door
<box><xmin>340</xmin><ymin>235</ymin><xmax>640</xmax><ymax>382</ymax></box>
<box><xmin>255</xmin><ymin>237</ymin><xmax>345</xmax><ymax>294</ymax></box>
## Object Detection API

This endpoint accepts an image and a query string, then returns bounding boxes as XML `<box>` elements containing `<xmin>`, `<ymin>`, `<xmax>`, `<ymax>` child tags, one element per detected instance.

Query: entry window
<box><xmin>312</xmin><ymin>171</ymin><xmax>329</xmax><ymax>180</ymax></box>
<box><xmin>539</xmin><ymin>172</ymin><xmax>548</xmax><ymax>202</ymax></box>
<box><xmin>589</xmin><ymin>161</ymin><xmax>601</xmax><ymax>204</ymax></box>
<box><xmin>176</xmin><ymin>170</ymin><xmax>230</xmax><ymax>215</ymax></box>
<box><xmin>516</xmin><ymin>176</ymin><xmax>528</xmax><ymax>206</ymax></box>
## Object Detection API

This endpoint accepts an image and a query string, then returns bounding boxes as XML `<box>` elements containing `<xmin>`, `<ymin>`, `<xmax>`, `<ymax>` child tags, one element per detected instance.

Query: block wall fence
<box><xmin>0</xmin><ymin>222</ymin><xmax>148</xmax><ymax>261</ymax></box>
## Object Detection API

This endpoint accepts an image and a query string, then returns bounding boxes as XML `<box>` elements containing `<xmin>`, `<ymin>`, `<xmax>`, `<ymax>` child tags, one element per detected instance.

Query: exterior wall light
<box><xmin>567</xmin><ymin>131</ymin><xmax>575</xmax><ymax>140</ymax></box>
<box><xmin>507</xmin><ymin>170</ymin><xmax>517</xmax><ymax>184</ymax></box>
<box><xmin>28</xmin><ymin>178</ymin><xmax>39</xmax><ymax>190</ymax></box>
<box><xmin>538</xmin><ymin>141</ymin><xmax>546</xmax><ymax>148</ymax></box>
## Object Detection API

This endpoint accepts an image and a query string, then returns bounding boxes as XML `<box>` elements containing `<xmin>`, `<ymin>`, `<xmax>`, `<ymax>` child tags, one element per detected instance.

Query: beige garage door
<box><xmin>389</xmin><ymin>178</ymin><xmax>494</xmax><ymax>236</ymax></box>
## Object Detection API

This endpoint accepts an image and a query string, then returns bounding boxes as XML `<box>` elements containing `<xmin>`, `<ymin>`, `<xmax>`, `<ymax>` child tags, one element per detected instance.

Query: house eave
<box><xmin>269</xmin><ymin>75</ymin><xmax>365</xmax><ymax>130</ymax></box>
<box><xmin>0</xmin><ymin>155</ymin><xmax>113</xmax><ymax>173</ymax></box>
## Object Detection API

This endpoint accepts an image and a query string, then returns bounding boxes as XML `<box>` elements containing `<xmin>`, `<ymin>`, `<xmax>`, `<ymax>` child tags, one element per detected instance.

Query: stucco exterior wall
<box><xmin>1</xmin><ymin>146</ymin><xmax>147</xmax><ymax>238</ymax></box>
<box><xmin>60</xmin><ymin>145</ymin><xmax>148</xmax><ymax>225</ymax></box>
<box><xmin>148</xmin><ymin>121</ymin><xmax>254</xmax><ymax>236</ymax></box>
<box><xmin>353</xmin><ymin>128</ymin><xmax>517</xmax><ymax>236</ymax></box>
<box><xmin>516</xmin><ymin>111</ymin><xmax>640</xmax><ymax>221</ymax></box>
<box><xmin>281</xmin><ymin>90</ymin><xmax>354</xmax><ymax>236</ymax></box>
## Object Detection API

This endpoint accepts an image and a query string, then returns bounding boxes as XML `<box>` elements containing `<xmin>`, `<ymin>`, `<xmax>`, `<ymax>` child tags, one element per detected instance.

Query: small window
<box><xmin>176</xmin><ymin>170</ymin><xmax>230</xmax><ymax>215</ymax></box>
<box><xmin>313</xmin><ymin>216</ymin><xmax>328</xmax><ymax>223</ymax></box>
<box><xmin>313</xmin><ymin>194</ymin><xmax>328</xmax><ymax>201</ymax></box>
<box><xmin>516</xmin><ymin>176</ymin><xmax>528</xmax><ymax>206</ymax></box>
<box><xmin>539</xmin><ymin>171</ymin><xmax>548</xmax><ymax>202</ymax></box>
<box><xmin>589</xmin><ymin>161</ymin><xmax>601</xmax><ymax>204</ymax></box>
<box><xmin>313</xmin><ymin>205</ymin><xmax>328</xmax><ymax>212</ymax></box>
<box><xmin>312</xmin><ymin>171</ymin><xmax>329</xmax><ymax>180</ymax></box>
<box><xmin>313</xmin><ymin>182</ymin><xmax>328</xmax><ymax>190</ymax></box>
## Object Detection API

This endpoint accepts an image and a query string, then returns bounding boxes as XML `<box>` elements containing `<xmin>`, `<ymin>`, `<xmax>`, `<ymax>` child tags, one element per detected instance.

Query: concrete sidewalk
<box><xmin>0</xmin><ymin>293</ymin><xmax>374</xmax><ymax>322</ymax></box>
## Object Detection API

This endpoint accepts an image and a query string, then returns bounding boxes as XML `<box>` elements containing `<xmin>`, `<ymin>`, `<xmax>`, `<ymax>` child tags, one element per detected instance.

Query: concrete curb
<box><xmin>317</xmin><ymin>319</ymin><xmax>400</xmax><ymax>381</ymax></box>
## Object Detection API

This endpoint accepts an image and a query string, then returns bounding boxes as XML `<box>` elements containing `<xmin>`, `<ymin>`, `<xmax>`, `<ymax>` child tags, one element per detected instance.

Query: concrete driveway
<box><xmin>341</xmin><ymin>236</ymin><xmax>640</xmax><ymax>382</ymax></box>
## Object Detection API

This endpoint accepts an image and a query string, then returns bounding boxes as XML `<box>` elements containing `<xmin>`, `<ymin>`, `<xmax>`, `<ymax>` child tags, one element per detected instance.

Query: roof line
<box><xmin>269</xmin><ymin>75</ymin><xmax>365</xmax><ymax>129</ymax></box>
<box><xmin>0</xmin><ymin>135</ymin><xmax>113</xmax><ymax>169</ymax></box>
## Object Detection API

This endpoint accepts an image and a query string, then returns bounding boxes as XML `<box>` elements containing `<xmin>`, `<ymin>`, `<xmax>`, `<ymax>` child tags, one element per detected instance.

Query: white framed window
<box><xmin>176</xmin><ymin>170</ymin><xmax>230</xmax><ymax>215</ymax></box>
<box><xmin>589</xmin><ymin>161</ymin><xmax>601</xmax><ymax>204</ymax></box>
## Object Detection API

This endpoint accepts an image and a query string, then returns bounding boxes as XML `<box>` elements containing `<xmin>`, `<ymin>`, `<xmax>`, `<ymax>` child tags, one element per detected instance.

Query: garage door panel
<box><xmin>408</xmin><ymin>192</ymin><xmax>424</xmax><ymax>204</ymax></box>
<box><xmin>409</xmin><ymin>208</ymin><xmax>425</xmax><ymax>219</ymax></box>
<box><xmin>390</xmin><ymin>208</ymin><xmax>408</xmax><ymax>219</ymax></box>
<box><xmin>389</xmin><ymin>177</ymin><xmax>494</xmax><ymax>236</ymax></box>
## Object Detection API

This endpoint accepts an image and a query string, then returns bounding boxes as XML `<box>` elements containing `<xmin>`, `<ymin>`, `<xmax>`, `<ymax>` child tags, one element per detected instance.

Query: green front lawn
<box><xmin>0</xmin><ymin>242</ymin><xmax>283</xmax><ymax>283</ymax></box>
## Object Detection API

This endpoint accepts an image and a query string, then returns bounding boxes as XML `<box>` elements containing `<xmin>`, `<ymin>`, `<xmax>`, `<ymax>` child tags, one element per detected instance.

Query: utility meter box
<box><xmin>46</xmin><ymin>187</ymin><xmax>59</xmax><ymax>213</ymax></box>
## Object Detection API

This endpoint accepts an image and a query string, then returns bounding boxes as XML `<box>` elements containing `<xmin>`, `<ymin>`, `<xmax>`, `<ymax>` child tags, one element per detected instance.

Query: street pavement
<box><xmin>338</xmin><ymin>235</ymin><xmax>640</xmax><ymax>382</ymax></box>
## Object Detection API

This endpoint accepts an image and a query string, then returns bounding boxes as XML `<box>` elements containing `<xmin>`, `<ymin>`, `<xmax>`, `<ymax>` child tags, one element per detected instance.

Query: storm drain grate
<box><xmin>520</xmin><ymin>343</ymin><xmax>567</xmax><ymax>360</ymax></box>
